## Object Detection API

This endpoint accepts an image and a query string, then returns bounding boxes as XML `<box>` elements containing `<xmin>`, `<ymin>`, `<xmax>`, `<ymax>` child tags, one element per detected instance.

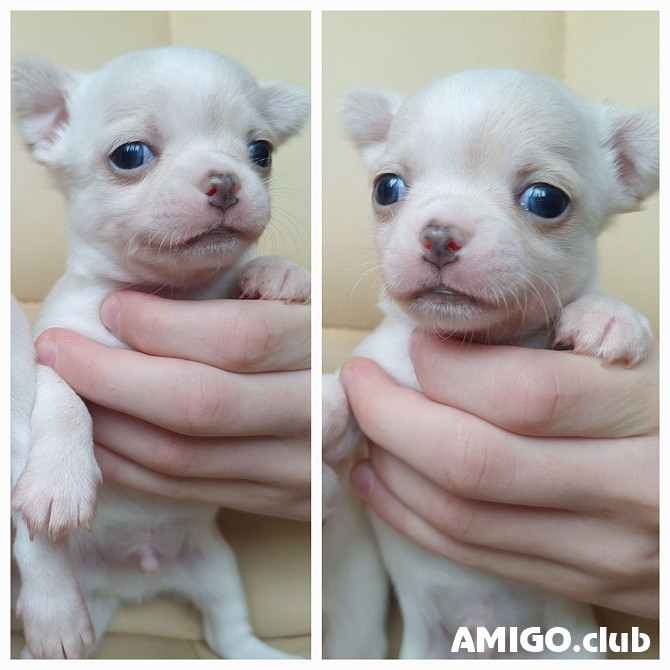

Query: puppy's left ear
<box><xmin>259</xmin><ymin>82</ymin><xmax>310</xmax><ymax>145</ymax></box>
<box><xmin>602</xmin><ymin>105</ymin><xmax>659</xmax><ymax>212</ymax></box>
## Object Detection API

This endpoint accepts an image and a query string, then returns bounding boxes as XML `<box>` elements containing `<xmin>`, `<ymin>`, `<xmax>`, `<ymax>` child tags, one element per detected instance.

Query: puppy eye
<box><xmin>374</xmin><ymin>174</ymin><xmax>406</xmax><ymax>206</ymax></box>
<box><xmin>109</xmin><ymin>142</ymin><xmax>155</xmax><ymax>170</ymax></box>
<box><xmin>248</xmin><ymin>140</ymin><xmax>272</xmax><ymax>169</ymax></box>
<box><xmin>520</xmin><ymin>183</ymin><xmax>570</xmax><ymax>220</ymax></box>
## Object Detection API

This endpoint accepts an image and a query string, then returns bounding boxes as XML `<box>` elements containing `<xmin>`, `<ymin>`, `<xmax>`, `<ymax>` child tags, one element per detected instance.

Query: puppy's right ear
<box><xmin>340</xmin><ymin>87</ymin><xmax>404</xmax><ymax>167</ymax></box>
<box><xmin>12</xmin><ymin>56</ymin><xmax>85</xmax><ymax>165</ymax></box>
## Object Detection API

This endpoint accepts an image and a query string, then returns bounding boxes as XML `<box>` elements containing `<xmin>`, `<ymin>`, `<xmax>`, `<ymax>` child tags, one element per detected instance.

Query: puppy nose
<box><xmin>420</xmin><ymin>223</ymin><xmax>463</xmax><ymax>268</ymax></box>
<box><xmin>206</xmin><ymin>174</ymin><xmax>240</xmax><ymax>212</ymax></box>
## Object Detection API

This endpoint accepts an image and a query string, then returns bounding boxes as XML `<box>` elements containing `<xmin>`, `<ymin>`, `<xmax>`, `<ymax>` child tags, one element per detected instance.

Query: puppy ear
<box><xmin>12</xmin><ymin>55</ymin><xmax>85</xmax><ymax>165</ymax></box>
<box><xmin>601</xmin><ymin>105</ymin><xmax>659</xmax><ymax>212</ymax></box>
<box><xmin>258</xmin><ymin>81</ymin><xmax>310</xmax><ymax>145</ymax></box>
<box><xmin>340</xmin><ymin>87</ymin><xmax>404</xmax><ymax>167</ymax></box>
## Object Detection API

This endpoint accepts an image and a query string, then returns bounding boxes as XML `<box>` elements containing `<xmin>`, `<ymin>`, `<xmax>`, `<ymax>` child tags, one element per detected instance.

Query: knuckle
<box><xmin>133</xmin><ymin>305</ymin><xmax>164</xmax><ymax>350</ymax></box>
<box><xmin>151</xmin><ymin>432</ymin><xmax>194</xmax><ymax>476</ymax></box>
<box><xmin>434</xmin><ymin>496</ymin><xmax>477</xmax><ymax>542</ymax></box>
<box><xmin>594</xmin><ymin>536</ymin><xmax>659</xmax><ymax>587</ymax></box>
<box><xmin>224</xmin><ymin>307</ymin><xmax>274</xmax><ymax>371</ymax></box>
<box><xmin>172</xmin><ymin>371</ymin><xmax>230</xmax><ymax>436</ymax></box>
<box><xmin>503</xmin><ymin>363</ymin><xmax>573</xmax><ymax>435</ymax></box>
<box><xmin>440</xmin><ymin>426</ymin><xmax>512</xmax><ymax>500</ymax></box>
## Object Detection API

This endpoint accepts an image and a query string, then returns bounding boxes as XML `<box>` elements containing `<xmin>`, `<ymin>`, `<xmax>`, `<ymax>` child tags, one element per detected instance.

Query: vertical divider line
<box><xmin>310</xmin><ymin>5</ymin><xmax>324</xmax><ymax>663</ymax></box>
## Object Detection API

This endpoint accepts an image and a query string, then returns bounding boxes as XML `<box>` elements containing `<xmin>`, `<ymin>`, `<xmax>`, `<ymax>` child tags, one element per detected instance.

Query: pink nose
<box><xmin>206</xmin><ymin>174</ymin><xmax>240</xmax><ymax>212</ymax></box>
<box><xmin>420</xmin><ymin>223</ymin><xmax>463</xmax><ymax>268</ymax></box>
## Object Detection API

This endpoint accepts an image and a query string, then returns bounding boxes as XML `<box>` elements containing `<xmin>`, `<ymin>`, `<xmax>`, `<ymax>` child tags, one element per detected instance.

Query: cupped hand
<box><xmin>35</xmin><ymin>291</ymin><xmax>311</xmax><ymax>520</ymax></box>
<box><xmin>342</xmin><ymin>334</ymin><xmax>658</xmax><ymax>617</ymax></box>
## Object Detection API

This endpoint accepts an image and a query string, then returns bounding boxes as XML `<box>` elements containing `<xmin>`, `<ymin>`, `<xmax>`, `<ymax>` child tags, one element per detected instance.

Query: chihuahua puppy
<box><xmin>11</xmin><ymin>47</ymin><xmax>309</xmax><ymax>659</ymax></box>
<box><xmin>323</xmin><ymin>69</ymin><xmax>657</xmax><ymax>658</ymax></box>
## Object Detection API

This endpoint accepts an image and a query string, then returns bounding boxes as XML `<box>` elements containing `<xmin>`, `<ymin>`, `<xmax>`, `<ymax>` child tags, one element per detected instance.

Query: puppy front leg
<box><xmin>13</xmin><ymin>521</ymin><xmax>94</xmax><ymax>659</ymax></box>
<box><xmin>11</xmin><ymin>364</ymin><xmax>102</xmax><ymax>541</ymax></box>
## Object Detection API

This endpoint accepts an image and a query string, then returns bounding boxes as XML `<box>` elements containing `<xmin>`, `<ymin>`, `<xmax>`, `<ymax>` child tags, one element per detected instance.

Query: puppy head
<box><xmin>13</xmin><ymin>47</ymin><xmax>309</xmax><ymax>288</ymax></box>
<box><xmin>341</xmin><ymin>69</ymin><xmax>658</xmax><ymax>343</ymax></box>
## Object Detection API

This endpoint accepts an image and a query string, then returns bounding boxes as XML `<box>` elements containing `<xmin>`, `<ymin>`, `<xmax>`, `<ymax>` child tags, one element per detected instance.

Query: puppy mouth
<box><xmin>411</xmin><ymin>285</ymin><xmax>479</xmax><ymax>307</ymax></box>
<box><xmin>182</xmin><ymin>226</ymin><xmax>246</xmax><ymax>248</ymax></box>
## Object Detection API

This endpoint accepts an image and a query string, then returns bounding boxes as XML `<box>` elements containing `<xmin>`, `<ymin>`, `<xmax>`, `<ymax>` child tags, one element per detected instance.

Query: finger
<box><xmin>89</xmin><ymin>405</ymin><xmax>310</xmax><ymax>486</ymax></box>
<box><xmin>365</xmin><ymin>443</ymin><xmax>658</xmax><ymax>580</ymax></box>
<box><xmin>101</xmin><ymin>290</ymin><xmax>311</xmax><ymax>372</ymax></box>
<box><xmin>94</xmin><ymin>444</ymin><xmax>310</xmax><ymax>520</ymax></box>
<box><xmin>340</xmin><ymin>357</ymin><xmax>642</xmax><ymax>510</ymax></box>
<box><xmin>36</xmin><ymin>329</ymin><xmax>310</xmax><ymax>437</ymax></box>
<box><xmin>410</xmin><ymin>332</ymin><xmax>659</xmax><ymax>438</ymax></box>
<box><xmin>350</xmin><ymin>459</ymin><xmax>656</xmax><ymax>617</ymax></box>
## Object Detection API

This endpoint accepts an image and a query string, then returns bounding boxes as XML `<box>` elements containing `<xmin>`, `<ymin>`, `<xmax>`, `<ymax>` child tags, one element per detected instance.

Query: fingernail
<box><xmin>100</xmin><ymin>295</ymin><xmax>121</xmax><ymax>335</ymax></box>
<box><xmin>350</xmin><ymin>460</ymin><xmax>375</xmax><ymax>497</ymax></box>
<box><xmin>35</xmin><ymin>337</ymin><xmax>58</xmax><ymax>369</ymax></box>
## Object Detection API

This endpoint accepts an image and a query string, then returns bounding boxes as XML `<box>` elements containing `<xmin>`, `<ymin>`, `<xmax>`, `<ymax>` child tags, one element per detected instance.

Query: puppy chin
<box><xmin>386</xmin><ymin>273</ymin><xmax>564</xmax><ymax>343</ymax></box>
<box><xmin>389</xmin><ymin>287</ymin><xmax>501</xmax><ymax>336</ymax></box>
<box><xmin>123</xmin><ymin>232</ymin><xmax>257</xmax><ymax>289</ymax></box>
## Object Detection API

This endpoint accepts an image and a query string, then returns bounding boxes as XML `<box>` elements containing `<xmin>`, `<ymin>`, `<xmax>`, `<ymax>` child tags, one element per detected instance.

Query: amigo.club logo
<box><xmin>452</xmin><ymin>626</ymin><xmax>651</xmax><ymax>655</ymax></box>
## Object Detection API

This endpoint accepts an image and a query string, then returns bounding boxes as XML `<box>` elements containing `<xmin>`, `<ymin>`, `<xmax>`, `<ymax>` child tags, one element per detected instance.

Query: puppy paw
<box><xmin>237</xmin><ymin>256</ymin><xmax>311</xmax><ymax>304</ymax></box>
<box><xmin>554</xmin><ymin>294</ymin><xmax>653</xmax><ymax>367</ymax></box>
<box><xmin>11</xmin><ymin>455</ymin><xmax>102</xmax><ymax>542</ymax></box>
<box><xmin>17</xmin><ymin>586</ymin><xmax>94</xmax><ymax>659</ymax></box>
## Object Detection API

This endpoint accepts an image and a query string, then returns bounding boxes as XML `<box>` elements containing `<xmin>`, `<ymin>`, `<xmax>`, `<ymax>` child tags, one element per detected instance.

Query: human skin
<box><xmin>342</xmin><ymin>333</ymin><xmax>659</xmax><ymax>618</ymax></box>
<box><xmin>34</xmin><ymin>290</ymin><xmax>311</xmax><ymax>520</ymax></box>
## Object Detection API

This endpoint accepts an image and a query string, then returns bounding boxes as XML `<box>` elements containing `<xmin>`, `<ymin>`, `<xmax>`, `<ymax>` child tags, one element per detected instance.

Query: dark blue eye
<box><xmin>109</xmin><ymin>142</ymin><xmax>155</xmax><ymax>170</ymax></box>
<box><xmin>374</xmin><ymin>174</ymin><xmax>406</xmax><ymax>206</ymax></box>
<box><xmin>248</xmin><ymin>140</ymin><xmax>272</xmax><ymax>169</ymax></box>
<box><xmin>520</xmin><ymin>183</ymin><xmax>570</xmax><ymax>219</ymax></box>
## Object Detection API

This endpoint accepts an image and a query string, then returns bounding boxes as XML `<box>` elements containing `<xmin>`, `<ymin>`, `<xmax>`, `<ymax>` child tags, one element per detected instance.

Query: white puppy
<box><xmin>11</xmin><ymin>47</ymin><xmax>309</xmax><ymax>659</ymax></box>
<box><xmin>323</xmin><ymin>69</ymin><xmax>657</xmax><ymax>659</ymax></box>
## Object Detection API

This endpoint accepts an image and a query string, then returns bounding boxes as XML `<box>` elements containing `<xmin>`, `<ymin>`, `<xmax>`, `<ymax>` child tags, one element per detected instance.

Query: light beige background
<box><xmin>322</xmin><ymin>11</ymin><xmax>659</xmax><ymax>337</ymax></box>
<box><xmin>11</xmin><ymin>10</ymin><xmax>311</xmax><ymax>312</ymax></box>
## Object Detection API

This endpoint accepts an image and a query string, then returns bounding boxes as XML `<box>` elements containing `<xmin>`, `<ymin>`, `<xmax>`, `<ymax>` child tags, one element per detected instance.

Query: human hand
<box><xmin>34</xmin><ymin>291</ymin><xmax>310</xmax><ymax>520</ymax></box>
<box><xmin>341</xmin><ymin>334</ymin><xmax>658</xmax><ymax>617</ymax></box>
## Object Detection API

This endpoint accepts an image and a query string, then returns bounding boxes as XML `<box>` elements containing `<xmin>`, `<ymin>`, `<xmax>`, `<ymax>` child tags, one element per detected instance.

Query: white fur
<box><xmin>11</xmin><ymin>47</ymin><xmax>310</xmax><ymax>659</ymax></box>
<box><xmin>323</xmin><ymin>69</ymin><xmax>658</xmax><ymax>658</ymax></box>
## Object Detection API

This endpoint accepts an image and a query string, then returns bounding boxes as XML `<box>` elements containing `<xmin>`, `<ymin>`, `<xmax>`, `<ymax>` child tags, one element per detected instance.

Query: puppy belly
<box><xmin>372</xmin><ymin>519</ymin><xmax>597</xmax><ymax>658</ymax></box>
<box><xmin>70</xmin><ymin>486</ymin><xmax>216</xmax><ymax>594</ymax></box>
